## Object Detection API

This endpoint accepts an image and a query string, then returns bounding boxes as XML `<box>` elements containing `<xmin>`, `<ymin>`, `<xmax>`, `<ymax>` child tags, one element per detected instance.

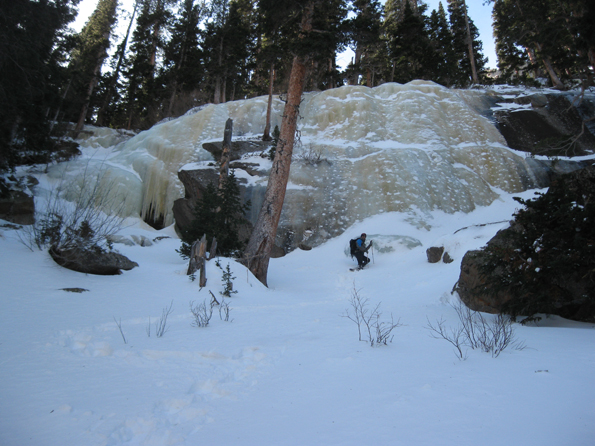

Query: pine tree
<box><xmin>67</xmin><ymin>0</ymin><xmax>118</xmax><ymax>135</ymax></box>
<box><xmin>0</xmin><ymin>0</ymin><xmax>79</xmax><ymax>169</ymax></box>
<box><xmin>160</xmin><ymin>0</ymin><xmax>206</xmax><ymax>117</ymax></box>
<box><xmin>447</xmin><ymin>0</ymin><xmax>485</xmax><ymax>86</ymax></box>
<box><xmin>243</xmin><ymin>0</ymin><xmax>349</xmax><ymax>285</ymax></box>
<box><xmin>202</xmin><ymin>0</ymin><xmax>257</xmax><ymax>105</ymax></box>
<box><xmin>96</xmin><ymin>1</ymin><xmax>140</xmax><ymax>127</ymax></box>
<box><xmin>490</xmin><ymin>0</ymin><xmax>594</xmax><ymax>88</ymax></box>
<box><xmin>427</xmin><ymin>2</ymin><xmax>457</xmax><ymax>86</ymax></box>
<box><xmin>346</xmin><ymin>0</ymin><xmax>383</xmax><ymax>86</ymax></box>
<box><xmin>386</xmin><ymin>1</ymin><xmax>433</xmax><ymax>83</ymax></box>
<box><xmin>121</xmin><ymin>0</ymin><xmax>177</xmax><ymax>129</ymax></box>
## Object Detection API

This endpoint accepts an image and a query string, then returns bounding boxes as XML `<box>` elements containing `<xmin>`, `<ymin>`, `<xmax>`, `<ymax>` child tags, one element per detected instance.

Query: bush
<box><xmin>20</xmin><ymin>164</ymin><xmax>125</xmax><ymax>255</ymax></box>
<box><xmin>341</xmin><ymin>283</ymin><xmax>402</xmax><ymax>347</ymax></box>
<box><xmin>426</xmin><ymin>301</ymin><xmax>526</xmax><ymax>359</ymax></box>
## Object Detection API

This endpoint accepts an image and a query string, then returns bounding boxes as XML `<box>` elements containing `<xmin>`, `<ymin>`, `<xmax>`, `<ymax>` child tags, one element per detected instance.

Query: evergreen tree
<box><xmin>160</xmin><ymin>0</ymin><xmax>206</xmax><ymax>117</ymax></box>
<box><xmin>447</xmin><ymin>0</ymin><xmax>485</xmax><ymax>86</ymax></box>
<box><xmin>490</xmin><ymin>0</ymin><xmax>594</xmax><ymax>88</ymax></box>
<box><xmin>96</xmin><ymin>0</ymin><xmax>140</xmax><ymax>127</ymax></box>
<box><xmin>66</xmin><ymin>0</ymin><xmax>118</xmax><ymax>134</ymax></box>
<box><xmin>386</xmin><ymin>1</ymin><xmax>433</xmax><ymax>83</ymax></box>
<box><xmin>180</xmin><ymin>170</ymin><xmax>249</xmax><ymax>258</ymax></box>
<box><xmin>121</xmin><ymin>0</ymin><xmax>177</xmax><ymax>129</ymax></box>
<box><xmin>345</xmin><ymin>0</ymin><xmax>384</xmax><ymax>86</ymax></box>
<box><xmin>0</xmin><ymin>0</ymin><xmax>79</xmax><ymax>170</ymax></box>
<box><xmin>202</xmin><ymin>0</ymin><xmax>257</xmax><ymax>104</ymax></box>
<box><xmin>427</xmin><ymin>2</ymin><xmax>457</xmax><ymax>86</ymax></box>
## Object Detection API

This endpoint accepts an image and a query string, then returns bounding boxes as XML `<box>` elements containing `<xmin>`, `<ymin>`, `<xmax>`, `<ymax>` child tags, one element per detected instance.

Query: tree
<box><xmin>490</xmin><ymin>0</ymin><xmax>594</xmax><ymax>89</ymax></box>
<box><xmin>242</xmin><ymin>0</ymin><xmax>315</xmax><ymax>286</ymax></box>
<box><xmin>385</xmin><ymin>1</ymin><xmax>433</xmax><ymax>83</ymax></box>
<box><xmin>427</xmin><ymin>2</ymin><xmax>457</xmax><ymax>86</ymax></box>
<box><xmin>160</xmin><ymin>0</ymin><xmax>206</xmax><ymax>117</ymax></box>
<box><xmin>120</xmin><ymin>0</ymin><xmax>177</xmax><ymax>129</ymax></box>
<box><xmin>0</xmin><ymin>0</ymin><xmax>79</xmax><ymax>170</ymax></box>
<box><xmin>202</xmin><ymin>0</ymin><xmax>257</xmax><ymax>105</ymax></box>
<box><xmin>345</xmin><ymin>0</ymin><xmax>383</xmax><ymax>86</ymax></box>
<box><xmin>447</xmin><ymin>0</ymin><xmax>485</xmax><ymax>86</ymax></box>
<box><xmin>68</xmin><ymin>0</ymin><xmax>118</xmax><ymax>135</ymax></box>
<box><xmin>96</xmin><ymin>0</ymin><xmax>140</xmax><ymax>126</ymax></box>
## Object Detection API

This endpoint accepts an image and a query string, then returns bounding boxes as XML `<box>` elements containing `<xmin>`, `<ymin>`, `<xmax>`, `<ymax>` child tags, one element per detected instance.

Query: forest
<box><xmin>1</xmin><ymin>0</ymin><xmax>594</xmax><ymax>172</ymax></box>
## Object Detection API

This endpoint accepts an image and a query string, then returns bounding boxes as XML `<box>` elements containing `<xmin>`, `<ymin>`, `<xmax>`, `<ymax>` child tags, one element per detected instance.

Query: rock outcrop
<box><xmin>494</xmin><ymin>93</ymin><xmax>595</xmax><ymax>157</ymax></box>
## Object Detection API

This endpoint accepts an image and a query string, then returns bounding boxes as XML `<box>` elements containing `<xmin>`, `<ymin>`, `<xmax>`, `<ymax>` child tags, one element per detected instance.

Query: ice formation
<box><xmin>57</xmin><ymin>81</ymin><xmax>550</xmax><ymax>237</ymax></box>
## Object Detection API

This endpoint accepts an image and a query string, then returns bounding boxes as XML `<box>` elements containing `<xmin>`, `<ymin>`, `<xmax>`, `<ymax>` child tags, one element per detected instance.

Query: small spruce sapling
<box><xmin>216</xmin><ymin>260</ymin><xmax>237</xmax><ymax>298</ymax></box>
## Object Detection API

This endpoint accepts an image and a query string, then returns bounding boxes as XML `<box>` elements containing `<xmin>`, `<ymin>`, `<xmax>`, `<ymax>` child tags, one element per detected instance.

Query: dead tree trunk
<box><xmin>187</xmin><ymin>234</ymin><xmax>210</xmax><ymax>287</ymax></box>
<box><xmin>241</xmin><ymin>3</ymin><xmax>313</xmax><ymax>286</ymax></box>
<box><xmin>262</xmin><ymin>63</ymin><xmax>275</xmax><ymax>141</ymax></box>
<box><xmin>219</xmin><ymin>118</ymin><xmax>233</xmax><ymax>188</ymax></box>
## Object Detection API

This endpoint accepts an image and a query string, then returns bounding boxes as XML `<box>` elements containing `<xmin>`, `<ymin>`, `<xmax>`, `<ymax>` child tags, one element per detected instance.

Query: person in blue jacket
<box><xmin>354</xmin><ymin>233</ymin><xmax>372</xmax><ymax>269</ymax></box>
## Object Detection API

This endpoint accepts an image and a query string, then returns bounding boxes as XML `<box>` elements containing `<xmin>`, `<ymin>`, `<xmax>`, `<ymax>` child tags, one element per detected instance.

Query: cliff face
<box><xmin>52</xmin><ymin>83</ymin><xmax>594</xmax><ymax>253</ymax></box>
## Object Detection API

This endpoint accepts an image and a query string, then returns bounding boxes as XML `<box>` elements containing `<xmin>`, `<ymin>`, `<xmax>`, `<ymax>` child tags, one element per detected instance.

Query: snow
<box><xmin>1</xmin><ymin>184</ymin><xmax>594</xmax><ymax>446</ymax></box>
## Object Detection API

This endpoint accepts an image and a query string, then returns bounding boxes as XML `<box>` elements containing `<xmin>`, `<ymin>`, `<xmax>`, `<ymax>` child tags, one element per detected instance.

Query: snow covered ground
<box><xmin>1</xmin><ymin>184</ymin><xmax>594</xmax><ymax>446</ymax></box>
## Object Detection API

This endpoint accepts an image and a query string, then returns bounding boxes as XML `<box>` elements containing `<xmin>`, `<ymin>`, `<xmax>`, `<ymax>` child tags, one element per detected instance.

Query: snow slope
<box><xmin>1</xmin><ymin>186</ymin><xmax>594</xmax><ymax>446</ymax></box>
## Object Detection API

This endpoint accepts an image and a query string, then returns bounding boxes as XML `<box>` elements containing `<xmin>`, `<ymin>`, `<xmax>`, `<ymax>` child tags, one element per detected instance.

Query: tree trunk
<box><xmin>74</xmin><ymin>41</ymin><xmax>108</xmax><ymax>136</ymax></box>
<box><xmin>96</xmin><ymin>1</ymin><xmax>137</xmax><ymax>126</ymax></box>
<box><xmin>241</xmin><ymin>54</ymin><xmax>307</xmax><ymax>286</ymax></box>
<box><xmin>219</xmin><ymin>118</ymin><xmax>233</xmax><ymax>189</ymax></box>
<box><xmin>262</xmin><ymin>62</ymin><xmax>275</xmax><ymax>141</ymax></box>
<box><xmin>462</xmin><ymin>0</ymin><xmax>478</xmax><ymax>84</ymax></box>
<box><xmin>535</xmin><ymin>42</ymin><xmax>564</xmax><ymax>89</ymax></box>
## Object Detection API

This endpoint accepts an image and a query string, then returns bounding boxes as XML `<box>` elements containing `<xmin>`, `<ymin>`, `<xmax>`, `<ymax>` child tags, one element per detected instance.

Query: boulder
<box><xmin>202</xmin><ymin>140</ymin><xmax>270</xmax><ymax>162</ymax></box>
<box><xmin>0</xmin><ymin>190</ymin><xmax>35</xmax><ymax>225</ymax></box>
<box><xmin>426</xmin><ymin>246</ymin><xmax>444</xmax><ymax>263</ymax></box>
<box><xmin>442</xmin><ymin>252</ymin><xmax>454</xmax><ymax>264</ymax></box>
<box><xmin>49</xmin><ymin>246</ymin><xmax>138</xmax><ymax>275</ymax></box>
<box><xmin>172</xmin><ymin>165</ymin><xmax>256</xmax><ymax>252</ymax></box>
<box><xmin>455</xmin><ymin>164</ymin><xmax>595</xmax><ymax>321</ymax></box>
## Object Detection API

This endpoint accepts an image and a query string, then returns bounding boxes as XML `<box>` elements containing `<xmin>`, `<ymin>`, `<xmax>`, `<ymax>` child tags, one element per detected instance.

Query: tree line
<box><xmin>1</xmin><ymin>0</ymin><xmax>593</xmax><ymax>171</ymax></box>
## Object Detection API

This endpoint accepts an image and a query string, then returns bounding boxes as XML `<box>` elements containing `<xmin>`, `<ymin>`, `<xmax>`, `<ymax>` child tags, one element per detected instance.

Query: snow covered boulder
<box><xmin>49</xmin><ymin>246</ymin><xmax>139</xmax><ymax>275</ymax></box>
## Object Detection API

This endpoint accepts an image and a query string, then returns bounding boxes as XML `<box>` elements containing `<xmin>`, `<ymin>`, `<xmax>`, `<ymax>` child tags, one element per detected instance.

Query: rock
<box><xmin>442</xmin><ymin>252</ymin><xmax>453</xmax><ymax>264</ymax></box>
<box><xmin>173</xmin><ymin>166</ymin><xmax>256</xmax><ymax>251</ymax></box>
<box><xmin>495</xmin><ymin>94</ymin><xmax>595</xmax><ymax>157</ymax></box>
<box><xmin>202</xmin><ymin>140</ymin><xmax>271</xmax><ymax>162</ymax></box>
<box><xmin>270</xmin><ymin>244</ymin><xmax>286</xmax><ymax>258</ymax></box>
<box><xmin>298</xmin><ymin>243</ymin><xmax>312</xmax><ymax>251</ymax></box>
<box><xmin>455</xmin><ymin>164</ymin><xmax>595</xmax><ymax>321</ymax></box>
<box><xmin>456</xmin><ymin>248</ymin><xmax>512</xmax><ymax>314</ymax></box>
<box><xmin>49</xmin><ymin>246</ymin><xmax>139</xmax><ymax>275</ymax></box>
<box><xmin>426</xmin><ymin>246</ymin><xmax>444</xmax><ymax>263</ymax></box>
<box><xmin>0</xmin><ymin>190</ymin><xmax>35</xmax><ymax>225</ymax></box>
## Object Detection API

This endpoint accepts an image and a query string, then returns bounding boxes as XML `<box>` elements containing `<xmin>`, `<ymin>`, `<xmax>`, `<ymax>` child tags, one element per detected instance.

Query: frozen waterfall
<box><xmin>59</xmin><ymin>81</ymin><xmax>553</xmax><ymax>239</ymax></box>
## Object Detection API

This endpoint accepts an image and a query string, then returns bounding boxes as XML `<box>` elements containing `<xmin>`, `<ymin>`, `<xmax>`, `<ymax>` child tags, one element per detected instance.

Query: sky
<box><xmin>74</xmin><ymin>0</ymin><xmax>498</xmax><ymax>70</ymax></box>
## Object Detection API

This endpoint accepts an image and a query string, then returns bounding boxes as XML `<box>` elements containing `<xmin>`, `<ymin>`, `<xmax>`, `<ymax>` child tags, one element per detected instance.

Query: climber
<box><xmin>350</xmin><ymin>233</ymin><xmax>372</xmax><ymax>270</ymax></box>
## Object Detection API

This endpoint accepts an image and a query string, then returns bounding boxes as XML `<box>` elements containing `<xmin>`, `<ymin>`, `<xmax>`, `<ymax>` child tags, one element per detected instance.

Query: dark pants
<box><xmin>355</xmin><ymin>251</ymin><xmax>369</xmax><ymax>268</ymax></box>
